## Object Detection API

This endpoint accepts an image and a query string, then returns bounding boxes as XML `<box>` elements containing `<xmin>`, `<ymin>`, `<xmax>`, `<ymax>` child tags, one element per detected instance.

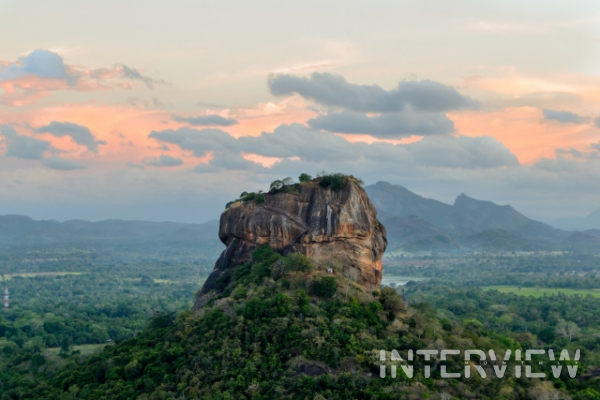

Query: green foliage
<box><xmin>252</xmin><ymin>244</ymin><xmax>277</xmax><ymax>263</ymax></box>
<box><xmin>226</xmin><ymin>189</ymin><xmax>266</xmax><ymax>208</ymax></box>
<box><xmin>2</xmin><ymin>249</ymin><xmax>597</xmax><ymax>399</ymax></box>
<box><xmin>318</xmin><ymin>172</ymin><xmax>347</xmax><ymax>190</ymax></box>
<box><xmin>379</xmin><ymin>286</ymin><xmax>406</xmax><ymax>313</ymax></box>
<box><xmin>269</xmin><ymin>177</ymin><xmax>298</xmax><ymax>194</ymax></box>
<box><xmin>315</xmin><ymin>172</ymin><xmax>364</xmax><ymax>190</ymax></box>
<box><xmin>310</xmin><ymin>276</ymin><xmax>337</xmax><ymax>298</ymax></box>
<box><xmin>284</xmin><ymin>253</ymin><xmax>315</xmax><ymax>273</ymax></box>
<box><xmin>299</xmin><ymin>173</ymin><xmax>312</xmax><ymax>183</ymax></box>
<box><xmin>0</xmin><ymin>245</ymin><xmax>210</xmax><ymax>397</ymax></box>
<box><xmin>270</xmin><ymin>179</ymin><xmax>285</xmax><ymax>192</ymax></box>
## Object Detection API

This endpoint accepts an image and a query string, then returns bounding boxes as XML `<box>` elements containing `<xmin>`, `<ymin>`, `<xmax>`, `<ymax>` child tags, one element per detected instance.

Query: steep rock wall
<box><xmin>195</xmin><ymin>180</ymin><xmax>387</xmax><ymax>308</ymax></box>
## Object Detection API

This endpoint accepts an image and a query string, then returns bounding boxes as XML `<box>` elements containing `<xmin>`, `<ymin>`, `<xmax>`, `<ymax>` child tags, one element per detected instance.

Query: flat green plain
<box><xmin>483</xmin><ymin>285</ymin><xmax>600</xmax><ymax>297</ymax></box>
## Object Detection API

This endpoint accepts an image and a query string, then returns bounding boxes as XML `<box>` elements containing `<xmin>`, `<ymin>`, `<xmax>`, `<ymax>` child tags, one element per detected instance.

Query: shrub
<box><xmin>284</xmin><ymin>253</ymin><xmax>315</xmax><ymax>273</ymax></box>
<box><xmin>310</xmin><ymin>276</ymin><xmax>337</xmax><ymax>298</ymax></box>
<box><xmin>252</xmin><ymin>245</ymin><xmax>276</xmax><ymax>263</ymax></box>
<box><xmin>378</xmin><ymin>287</ymin><xmax>406</xmax><ymax>313</ymax></box>
<box><xmin>318</xmin><ymin>173</ymin><xmax>347</xmax><ymax>191</ymax></box>
<box><xmin>243</xmin><ymin>297</ymin><xmax>266</xmax><ymax>319</ymax></box>
<box><xmin>269</xmin><ymin>180</ymin><xmax>284</xmax><ymax>193</ymax></box>
<box><xmin>241</xmin><ymin>192</ymin><xmax>256</xmax><ymax>202</ymax></box>
<box><xmin>299</xmin><ymin>173</ymin><xmax>312</xmax><ymax>183</ymax></box>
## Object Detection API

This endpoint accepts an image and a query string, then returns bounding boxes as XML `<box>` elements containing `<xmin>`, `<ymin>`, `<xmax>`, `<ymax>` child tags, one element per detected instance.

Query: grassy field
<box><xmin>44</xmin><ymin>343</ymin><xmax>110</xmax><ymax>356</ymax></box>
<box><xmin>2</xmin><ymin>271</ymin><xmax>83</xmax><ymax>280</ymax></box>
<box><xmin>381</xmin><ymin>275</ymin><xmax>429</xmax><ymax>286</ymax></box>
<box><xmin>483</xmin><ymin>285</ymin><xmax>600</xmax><ymax>297</ymax></box>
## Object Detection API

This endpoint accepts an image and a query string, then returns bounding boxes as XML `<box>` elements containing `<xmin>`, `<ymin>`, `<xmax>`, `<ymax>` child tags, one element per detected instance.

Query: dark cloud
<box><xmin>542</xmin><ymin>109</ymin><xmax>589</xmax><ymax>124</ymax></box>
<box><xmin>116</xmin><ymin>64</ymin><xmax>169</xmax><ymax>89</ymax></box>
<box><xmin>594</xmin><ymin>117</ymin><xmax>600</xmax><ymax>127</ymax></box>
<box><xmin>307</xmin><ymin>110</ymin><xmax>454</xmax><ymax>137</ymax></box>
<box><xmin>148</xmin><ymin>128</ymin><xmax>237</xmax><ymax>157</ymax></box>
<box><xmin>42</xmin><ymin>156</ymin><xmax>86</xmax><ymax>171</ymax></box>
<box><xmin>149</xmin><ymin>123</ymin><xmax>518</xmax><ymax>171</ymax></box>
<box><xmin>268</xmin><ymin>73</ymin><xmax>475</xmax><ymax>112</ymax></box>
<box><xmin>1</xmin><ymin>125</ymin><xmax>51</xmax><ymax>160</ymax></box>
<box><xmin>145</xmin><ymin>155</ymin><xmax>184</xmax><ymax>167</ymax></box>
<box><xmin>408</xmin><ymin>136</ymin><xmax>520</xmax><ymax>169</ymax></box>
<box><xmin>237</xmin><ymin>124</ymin><xmax>356</xmax><ymax>162</ymax></box>
<box><xmin>0</xmin><ymin>49</ymin><xmax>69</xmax><ymax>81</ymax></box>
<box><xmin>172</xmin><ymin>114</ymin><xmax>238</xmax><ymax>127</ymax></box>
<box><xmin>195</xmin><ymin>153</ymin><xmax>264</xmax><ymax>173</ymax></box>
<box><xmin>35</xmin><ymin>121</ymin><xmax>105</xmax><ymax>152</ymax></box>
<box><xmin>556</xmin><ymin>148</ymin><xmax>584</xmax><ymax>158</ymax></box>
<box><xmin>126</xmin><ymin>162</ymin><xmax>145</xmax><ymax>169</ymax></box>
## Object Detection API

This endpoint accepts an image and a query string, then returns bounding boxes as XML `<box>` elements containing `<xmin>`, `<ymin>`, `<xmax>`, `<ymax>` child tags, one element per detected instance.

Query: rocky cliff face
<box><xmin>195</xmin><ymin>179</ymin><xmax>387</xmax><ymax>308</ymax></box>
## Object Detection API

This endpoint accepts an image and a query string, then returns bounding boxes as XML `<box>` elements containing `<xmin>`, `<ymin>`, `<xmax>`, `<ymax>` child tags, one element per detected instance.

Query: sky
<box><xmin>1</xmin><ymin>0</ymin><xmax>600</xmax><ymax>224</ymax></box>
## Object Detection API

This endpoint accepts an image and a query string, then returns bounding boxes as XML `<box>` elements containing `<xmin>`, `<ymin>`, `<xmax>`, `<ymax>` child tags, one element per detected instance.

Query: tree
<box><xmin>284</xmin><ymin>253</ymin><xmax>314</xmax><ymax>273</ymax></box>
<box><xmin>299</xmin><ymin>173</ymin><xmax>312</xmax><ymax>183</ymax></box>
<box><xmin>310</xmin><ymin>277</ymin><xmax>337</xmax><ymax>298</ymax></box>
<box><xmin>555</xmin><ymin>320</ymin><xmax>580</xmax><ymax>342</ymax></box>
<box><xmin>269</xmin><ymin>180</ymin><xmax>284</xmax><ymax>193</ymax></box>
<box><xmin>379</xmin><ymin>287</ymin><xmax>406</xmax><ymax>313</ymax></box>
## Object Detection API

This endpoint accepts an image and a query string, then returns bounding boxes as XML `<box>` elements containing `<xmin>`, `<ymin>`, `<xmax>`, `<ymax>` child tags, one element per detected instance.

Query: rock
<box><xmin>195</xmin><ymin>179</ymin><xmax>387</xmax><ymax>308</ymax></box>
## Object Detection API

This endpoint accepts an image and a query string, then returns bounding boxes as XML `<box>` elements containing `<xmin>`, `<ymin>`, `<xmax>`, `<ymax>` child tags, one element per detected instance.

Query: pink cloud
<box><xmin>0</xmin><ymin>50</ymin><xmax>168</xmax><ymax>107</ymax></box>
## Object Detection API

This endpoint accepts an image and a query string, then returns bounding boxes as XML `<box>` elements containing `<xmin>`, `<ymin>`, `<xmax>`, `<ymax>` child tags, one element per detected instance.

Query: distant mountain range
<box><xmin>0</xmin><ymin>215</ymin><xmax>221</xmax><ymax>251</ymax></box>
<box><xmin>365</xmin><ymin>181</ymin><xmax>600</xmax><ymax>253</ymax></box>
<box><xmin>0</xmin><ymin>181</ymin><xmax>598</xmax><ymax>254</ymax></box>
<box><xmin>550</xmin><ymin>208</ymin><xmax>600</xmax><ymax>231</ymax></box>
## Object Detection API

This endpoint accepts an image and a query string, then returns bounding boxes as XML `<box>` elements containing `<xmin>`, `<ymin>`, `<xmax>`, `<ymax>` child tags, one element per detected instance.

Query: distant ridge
<box><xmin>0</xmin><ymin>215</ymin><xmax>220</xmax><ymax>250</ymax></box>
<box><xmin>2</xmin><ymin>181</ymin><xmax>598</xmax><ymax>254</ymax></box>
<box><xmin>365</xmin><ymin>181</ymin><xmax>599</xmax><ymax>253</ymax></box>
<box><xmin>551</xmin><ymin>207</ymin><xmax>600</xmax><ymax>231</ymax></box>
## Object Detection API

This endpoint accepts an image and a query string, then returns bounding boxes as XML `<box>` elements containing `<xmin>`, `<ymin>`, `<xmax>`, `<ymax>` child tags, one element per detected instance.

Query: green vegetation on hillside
<box><xmin>10</xmin><ymin>247</ymin><xmax>594</xmax><ymax>399</ymax></box>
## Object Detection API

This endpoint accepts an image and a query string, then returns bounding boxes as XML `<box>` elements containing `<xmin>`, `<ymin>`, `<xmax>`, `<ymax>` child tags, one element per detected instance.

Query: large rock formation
<box><xmin>195</xmin><ymin>179</ymin><xmax>387</xmax><ymax>307</ymax></box>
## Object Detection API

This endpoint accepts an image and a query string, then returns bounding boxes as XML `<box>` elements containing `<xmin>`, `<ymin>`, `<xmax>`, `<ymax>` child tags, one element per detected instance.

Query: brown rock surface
<box><xmin>195</xmin><ymin>179</ymin><xmax>387</xmax><ymax>307</ymax></box>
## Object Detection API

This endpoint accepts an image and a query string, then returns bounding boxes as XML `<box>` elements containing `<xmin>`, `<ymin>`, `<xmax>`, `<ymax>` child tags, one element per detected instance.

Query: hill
<box><xmin>551</xmin><ymin>207</ymin><xmax>600</xmax><ymax>231</ymax></box>
<box><xmin>0</xmin><ymin>215</ymin><xmax>221</xmax><ymax>252</ymax></box>
<box><xmin>365</xmin><ymin>181</ymin><xmax>598</xmax><ymax>253</ymax></box>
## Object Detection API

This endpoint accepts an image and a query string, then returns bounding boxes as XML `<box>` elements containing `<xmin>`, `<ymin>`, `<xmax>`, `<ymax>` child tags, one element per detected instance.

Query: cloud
<box><xmin>115</xmin><ymin>64</ymin><xmax>169</xmax><ymax>89</ymax></box>
<box><xmin>149</xmin><ymin>123</ymin><xmax>518</xmax><ymax>171</ymax></box>
<box><xmin>172</xmin><ymin>114</ymin><xmax>238</xmax><ymax>127</ymax></box>
<box><xmin>408</xmin><ymin>135</ymin><xmax>520</xmax><ymax>169</ymax></box>
<box><xmin>0</xmin><ymin>125</ymin><xmax>51</xmax><ymax>160</ymax></box>
<box><xmin>268</xmin><ymin>72</ymin><xmax>475</xmax><ymax>112</ymax></box>
<box><xmin>556</xmin><ymin>148</ymin><xmax>584</xmax><ymax>158</ymax></box>
<box><xmin>542</xmin><ymin>109</ymin><xmax>589</xmax><ymax>124</ymax></box>
<box><xmin>145</xmin><ymin>155</ymin><xmax>184</xmax><ymax>167</ymax></box>
<box><xmin>594</xmin><ymin>117</ymin><xmax>600</xmax><ymax>127</ymax></box>
<box><xmin>42</xmin><ymin>156</ymin><xmax>86</xmax><ymax>171</ymax></box>
<box><xmin>0</xmin><ymin>50</ymin><xmax>168</xmax><ymax>106</ymax></box>
<box><xmin>148</xmin><ymin>128</ymin><xmax>237</xmax><ymax>157</ymax></box>
<box><xmin>195</xmin><ymin>153</ymin><xmax>263</xmax><ymax>173</ymax></box>
<box><xmin>0</xmin><ymin>49</ymin><xmax>69</xmax><ymax>81</ymax></box>
<box><xmin>35</xmin><ymin>121</ymin><xmax>105</xmax><ymax>152</ymax></box>
<box><xmin>307</xmin><ymin>110</ymin><xmax>454</xmax><ymax>137</ymax></box>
